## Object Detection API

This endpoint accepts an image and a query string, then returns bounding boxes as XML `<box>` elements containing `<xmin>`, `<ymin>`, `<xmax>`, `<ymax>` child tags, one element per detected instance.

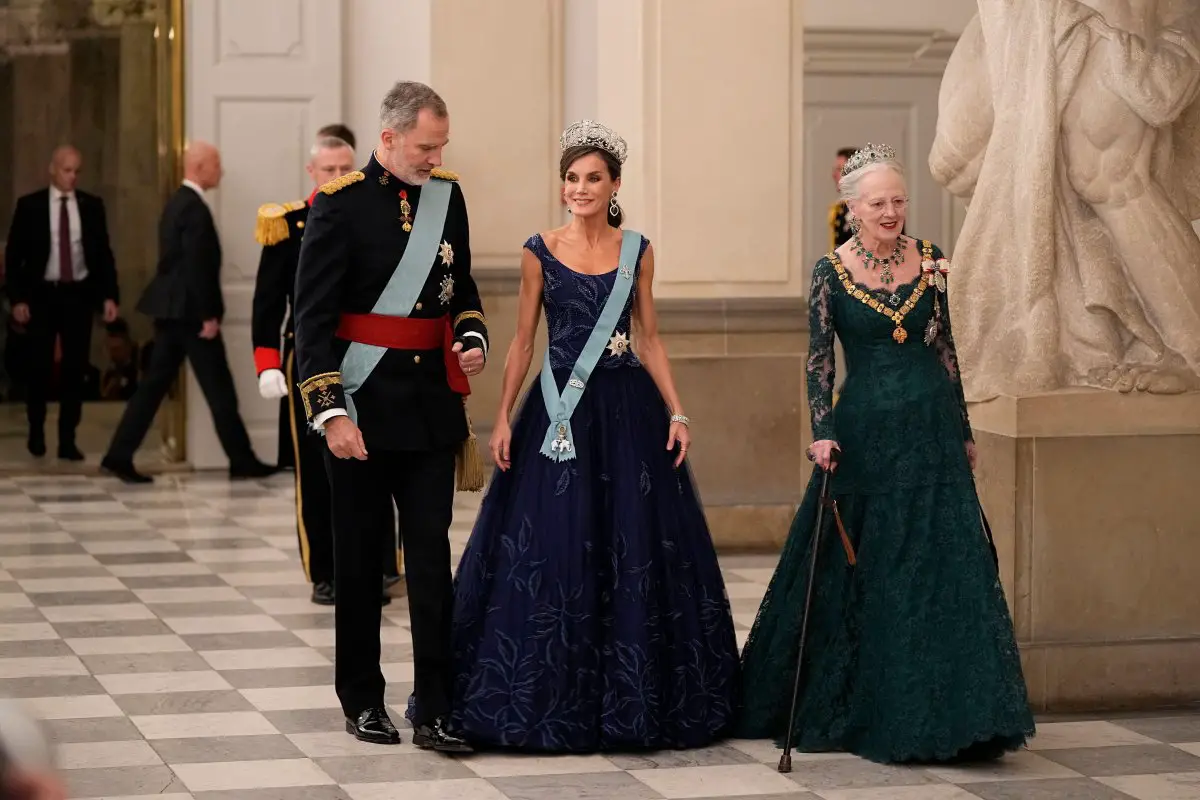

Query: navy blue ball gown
<box><xmin>445</xmin><ymin>232</ymin><xmax>740</xmax><ymax>753</ymax></box>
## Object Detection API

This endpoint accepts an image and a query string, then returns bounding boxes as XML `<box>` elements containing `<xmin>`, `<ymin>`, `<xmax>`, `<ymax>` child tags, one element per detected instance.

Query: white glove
<box><xmin>258</xmin><ymin>368</ymin><xmax>289</xmax><ymax>399</ymax></box>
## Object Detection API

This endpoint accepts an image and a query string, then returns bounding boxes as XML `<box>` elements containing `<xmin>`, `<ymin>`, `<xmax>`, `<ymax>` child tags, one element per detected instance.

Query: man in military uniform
<box><xmin>266</xmin><ymin>125</ymin><xmax>358</xmax><ymax>472</ymax></box>
<box><xmin>294</xmin><ymin>81</ymin><xmax>487</xmax><ymax>750</ymax></box>
<box><xmin>251</xmin><ymin>133</ymin><xmax>403</xmax><ymax>607</ymax></box>
<box><xmin>830</xmin><ymin>146</ymin><xmax>859</xmax><ymax>249</ymax></box>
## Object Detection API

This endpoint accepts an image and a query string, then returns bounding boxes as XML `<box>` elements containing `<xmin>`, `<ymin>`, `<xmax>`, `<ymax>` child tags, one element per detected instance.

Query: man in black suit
<box><xmin>4</xmin><ymin>145</ymin><xmax>119</xmax><ymax>460</ymax></box>
<box><xmin>101</xmin><ymin>141</ymin><xmax>271</xmax><ymax>484</ymax></box>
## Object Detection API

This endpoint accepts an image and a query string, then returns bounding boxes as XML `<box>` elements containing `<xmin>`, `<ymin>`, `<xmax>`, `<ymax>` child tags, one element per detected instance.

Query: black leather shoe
<box><xmin>345</xmin><ymin>707</ymin><xmax>401</xmax><ymax>745</ymax></box>
<box><xmin>311</xmin><ymin>581</ymin><xmax>335</xmax><ymax>606</ymax></box>
<box><xmin>58</xmin><ymin>443</ymin><xmax>85</xmax><ymax>462</ymax></box>
<box><xmin>100</xmin><ymin>457</ymin><xmax>152</xmax><ymax>484</ymax></box>
<box><xmin>27</xmin><ymin>431</ymin><xmax>45</xmax><ymax>457</ymax></box>
<box><xmin>412</xmin><ymin>716</ymin><xmax>472</xmax><ymax>753</ymax></box>
<box><xmin>229</xmin><ymin>460</ymin><xmax>277</xmax><ymax>479</ymax></box>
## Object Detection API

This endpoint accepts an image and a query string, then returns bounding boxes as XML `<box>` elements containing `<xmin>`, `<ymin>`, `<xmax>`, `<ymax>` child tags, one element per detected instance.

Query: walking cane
<box><xmin>778</xmin><ymin>448</ymin><xmax>840</xmax><ymax>774</ymax></box>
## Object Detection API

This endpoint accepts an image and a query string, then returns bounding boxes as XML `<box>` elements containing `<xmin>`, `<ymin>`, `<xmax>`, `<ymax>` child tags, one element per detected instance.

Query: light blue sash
<box><xmin>339</xmin><ymin>178</ymin><xmax>452</xmax><ymax>424</ymax></box>
<box><xmin>539</xmin><ymin>229</ymin><xmax>641</xmax><ymax>461</ymax></box>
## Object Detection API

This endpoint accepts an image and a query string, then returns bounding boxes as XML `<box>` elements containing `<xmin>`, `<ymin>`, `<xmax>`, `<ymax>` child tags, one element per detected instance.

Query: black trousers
<box><xmin>283</xmin><ymin>344</ymin><xmax>401</xmax><ymax>584</ymax></box>
<box><xmin>25</xmin><ymin>282</ymin><xmax>94</xmax><ymax>444</ymax></box>
<box><xmin>325</xmin><ymin>445</ymin><xmax>456</xmax><ymax>722</ymax></box>
<box><xmin>106</xmin><ymin>319</ymin><xmax>256</xmax><ymax>466</ymax></box>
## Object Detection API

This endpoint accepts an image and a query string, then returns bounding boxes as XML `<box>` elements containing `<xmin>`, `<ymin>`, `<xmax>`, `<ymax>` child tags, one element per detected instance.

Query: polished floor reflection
<box><xmin>0</xmin><ymin>473</ymin><xmax>1197</xmax><ymax>799</ymax></box>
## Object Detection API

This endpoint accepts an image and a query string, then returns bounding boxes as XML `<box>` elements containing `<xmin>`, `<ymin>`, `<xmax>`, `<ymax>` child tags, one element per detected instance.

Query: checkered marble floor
<box><xmin>0</xmin><ymin>472</ymin><xmax>1199</xmax><ymax>799</ymax></box>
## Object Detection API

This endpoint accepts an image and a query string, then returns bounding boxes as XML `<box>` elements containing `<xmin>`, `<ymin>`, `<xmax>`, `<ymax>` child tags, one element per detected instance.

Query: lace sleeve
<box><xmin>807</xmin><ymin>258</ymin><xmax>837</xmax><ymax>442</ymax></box>
<box><xmin>932</xmin><ymin>248</ymin><xmax>973</xmax><ymax>443</ymax></box>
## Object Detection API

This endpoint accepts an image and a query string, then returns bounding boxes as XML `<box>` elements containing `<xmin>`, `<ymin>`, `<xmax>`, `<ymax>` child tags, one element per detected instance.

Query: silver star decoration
<box><xmin>607</xmin><ymin>330</ymin><xmax>630</xmax><ymax>357</ymax></box>
<box><xmin>439</xmin><ymin>240</ymin><xmax>454</xmax><ymax>267</ymax></box>
<box><xmin>438</xmin><ymin>274</ymin><xmax>455</xmax><ymax>305</ymax></box>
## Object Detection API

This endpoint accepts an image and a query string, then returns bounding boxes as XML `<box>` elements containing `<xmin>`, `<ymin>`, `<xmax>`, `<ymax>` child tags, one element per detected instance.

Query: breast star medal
<box><xmin>439</xmin><ymin>240</ymin><xmax>454</xmax><ymax>266</ymax></box>
<box><xmin>399</xmin><ymin>190</ymin><xmax>413</xmax><ymax>232</ymax></box>
<box><xmin>438</xmin><ymin>274</ymin><xmax>455</xmax><ymax>305</ymax></box>
<box><xmin>607</xmin><ymin>331</ymin><xmax>630</xmax><ymax>357</ymax></box>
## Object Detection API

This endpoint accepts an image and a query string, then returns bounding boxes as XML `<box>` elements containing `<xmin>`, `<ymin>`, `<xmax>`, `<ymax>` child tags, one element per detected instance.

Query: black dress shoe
<box><xmin>311</xmin><ymin>581</ymin><xmax>335</xmax><ymax>606</ymax></box>
<box><xmin>58</xmin><ymin>444</ymin><xmax>85</xmax><ymax>462</ymax></box>
<box><xmin>412</xmin><ymin>716</ymin><xmax>472</xmax><ymax>753</ymax></box>
<box><xmin>229</xmin><ymin>460</ymin><xmax>277</xmax><ymax>479</ymax></box>
<box><xmin>27</xmin><ymin>432</ymin><xmax>46</xmax><ymax>457</ymax></box>
<box><xmin>100</xmin><ymin>457</ymin><xmax>152</xmax><ymax>484</ymax></box>
<box><xmin>345</xmin><ymin>707</ymin><xmax>402</xmax><ymax>745</ymax></box>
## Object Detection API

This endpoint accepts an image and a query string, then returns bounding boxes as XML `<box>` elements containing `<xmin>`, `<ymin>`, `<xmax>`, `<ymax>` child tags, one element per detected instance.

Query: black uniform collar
<box><xmin>365</xmin><ymin>151</ymin><xmax>418</xmax><ymax>191</ymax></box>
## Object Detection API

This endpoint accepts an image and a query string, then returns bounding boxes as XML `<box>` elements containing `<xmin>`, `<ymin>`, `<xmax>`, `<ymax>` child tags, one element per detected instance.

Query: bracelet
<box><xmin>669</xmin><ymin>414</ymin><xmax>690</xmax><ymax>427</ymax></box>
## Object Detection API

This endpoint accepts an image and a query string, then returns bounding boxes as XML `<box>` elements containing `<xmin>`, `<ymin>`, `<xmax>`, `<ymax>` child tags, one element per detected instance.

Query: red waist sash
<box><xmin>335</xmin><ymin>313</ymin><xmax>469</xmax><ymax>395</ymax></box>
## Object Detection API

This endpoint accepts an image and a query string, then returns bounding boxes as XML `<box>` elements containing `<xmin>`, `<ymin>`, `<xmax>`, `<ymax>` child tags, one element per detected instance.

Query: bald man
<box><xmin>4</xmin><ymin>145</ymin><xmax>119</xmax><ymax>460</ymax></box>
<box><xmin>101</xmin><ymin>142</ymin><xmax>272</xmax><ymax>483</ymax></box>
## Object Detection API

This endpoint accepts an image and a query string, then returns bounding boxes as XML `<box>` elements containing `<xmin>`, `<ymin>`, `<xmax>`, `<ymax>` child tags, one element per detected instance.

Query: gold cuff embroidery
<box><xmin>453</xmin><ymin>311</ymin><xmax>487</xmax><ymax>329</ymax></box>
<box><xmin>299</xmin><ymin>372</ymin><xmax>343</xmax><ymax>419</ymax></box>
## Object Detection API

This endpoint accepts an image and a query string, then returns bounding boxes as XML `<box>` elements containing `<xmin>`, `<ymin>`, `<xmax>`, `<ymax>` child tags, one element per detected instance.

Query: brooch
<box><xmin>921</xmin><ymin>257</ymin><xmax>950</xmax><ymax>293</ymax></box>
<box><xmin>439</xmin><ymin>240</ymin><xmax>454</xmax><ymax>267</ymax></box>
<box><xmin>439</xmin><ymin>275</ymin><xmax>455</xmax><ymax>305</ymax></box>
<box><xmin>607</xmin><ymin>331</ymin><xmax>630</xmax><ymax>357</ymax></box>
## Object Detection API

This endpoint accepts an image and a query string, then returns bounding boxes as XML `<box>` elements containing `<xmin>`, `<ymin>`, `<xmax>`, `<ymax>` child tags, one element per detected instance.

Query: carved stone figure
<box><xmin>931</xmin><ymin>0</ymin><xmax>1200</xmax><ymax>399</ymax></box>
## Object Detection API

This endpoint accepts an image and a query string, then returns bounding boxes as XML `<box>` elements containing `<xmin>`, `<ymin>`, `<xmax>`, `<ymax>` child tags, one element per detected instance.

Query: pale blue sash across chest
<box><xmin>338</xmin><ymin>178</ymin><xmax>452</xmax><ymax>424</ymax></box>
<box><xmin>538</xmin><ymin>229</ymin><xmax>640</xmax><ymax>461</ymax></box>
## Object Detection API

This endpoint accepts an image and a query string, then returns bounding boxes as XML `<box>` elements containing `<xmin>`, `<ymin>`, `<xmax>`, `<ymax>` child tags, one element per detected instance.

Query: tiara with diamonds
<box><xmin>841</xmin><ymin>142</ymin><xmax>898</xmax><ymax>177</ymax></box>
<box><xmin>560</xmin><ymin>119</ymin><xmax>628</xmax><ymax>165</ymax></box>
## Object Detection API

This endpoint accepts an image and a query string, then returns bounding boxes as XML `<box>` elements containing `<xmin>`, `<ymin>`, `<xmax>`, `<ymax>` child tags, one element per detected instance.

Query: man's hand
<box><xmin>103</xmin><ymin>299</ymin><xmax>119</xmax><ymax>323</ymax></box>
<box><xmin>12</xmin><ymin>303</ymin><xmax>30</xmax><ymax>325</ymax></box>
<box><xmin>199</xmin><ymin>318</ymin><xmax>220</xmax><ymax>340</ymax></box>
<box><xmin>453</xmin><ymin>340</ymin><xmax>485</xmax><ymax>377</ymax></box>
<box><xmin>258</xmin><ymin>369</ymin><xmax>288</xmax><ymax>399</ymax></box>
<box><xmin>325</xmin><ymin>415</ymin><xmax>367</xmax><ymax>460</ymax></box>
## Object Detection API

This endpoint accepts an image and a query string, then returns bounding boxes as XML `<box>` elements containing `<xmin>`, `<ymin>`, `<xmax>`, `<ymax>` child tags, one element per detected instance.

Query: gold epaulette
<box><xmin>255</xmin><ymin>200</ymin><xmax>306</xmax><ymax>246</ymax></box>
<box><xmin>319</xmin><ymin>170</ymin><xmax>365</xmax><ymax>195</ymax></box>
<box><xmin>431</xmin><ymin>167</ymin><xmax>460</xmax><ymax>181</ymax></box>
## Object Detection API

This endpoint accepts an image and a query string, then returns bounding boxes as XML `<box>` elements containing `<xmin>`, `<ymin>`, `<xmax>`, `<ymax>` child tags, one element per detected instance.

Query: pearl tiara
<box><xmin>559</xmin><ymin>119</ymin><xmax>628</xmax><ymax>165</ymax></box>
<box><xmin>841</xmin><ymin>142</ymin><xmax>898</xmax><ymax>177</ymax></box>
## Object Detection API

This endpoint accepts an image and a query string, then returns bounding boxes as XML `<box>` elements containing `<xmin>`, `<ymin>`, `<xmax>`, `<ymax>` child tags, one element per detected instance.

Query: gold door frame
<box><xmin>156</xmin><ymin>0</ymin><xmax>188</xmax><ymax>463</ymax></box>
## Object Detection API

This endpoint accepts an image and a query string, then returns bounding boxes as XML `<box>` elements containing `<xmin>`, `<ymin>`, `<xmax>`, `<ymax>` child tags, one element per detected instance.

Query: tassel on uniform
<box><xmin>456</xmin><ymin>401</ymin><xmax>486</xmax><ymax>492</ymax></box>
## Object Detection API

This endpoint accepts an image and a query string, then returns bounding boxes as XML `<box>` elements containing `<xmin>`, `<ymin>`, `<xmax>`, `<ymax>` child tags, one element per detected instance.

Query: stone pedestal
<box><xmin>971</xmin><ymin>389</ymin><xmax>1200</xmax><ymax>713</ymax></box>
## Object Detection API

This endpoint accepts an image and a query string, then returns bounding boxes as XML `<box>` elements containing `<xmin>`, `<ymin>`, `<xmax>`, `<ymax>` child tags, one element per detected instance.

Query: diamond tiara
<box><xmin>560</xmin><ymin>119</ymin><xmax>629</xmax><ymax>165</ymax></box>
<box><xmin>841</xmin><ymin>142</ymin><xmax>898</xmax><ymax>178</ymax></box>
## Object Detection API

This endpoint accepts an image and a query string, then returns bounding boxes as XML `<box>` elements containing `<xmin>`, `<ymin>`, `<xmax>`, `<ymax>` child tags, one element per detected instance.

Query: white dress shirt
<box><xmin>46</xmin><ymin>187</ymin><xmax>87</xmax><ymax>282</ymax></box>
<box><xmin>182</xmin><ymin>179</ymin><xmax>206</xmax><ymax>199</ymax></box>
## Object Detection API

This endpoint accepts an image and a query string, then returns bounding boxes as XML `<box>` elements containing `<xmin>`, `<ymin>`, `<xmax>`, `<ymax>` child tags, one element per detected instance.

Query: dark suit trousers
<box><xmin>25</xmin><ymin>282</ymin><xmax>94</xmax><ymax>442</ymax></box>
<box><xmin>324</xmin><ymin>446</ymin><xmax>455</xmax><ymax>722</ymax></box>
<box><xmin>281</xmin><ymin>343</ymin><xmax>400</xmax><ymax>585</ymax></box>
<box><xmin>106</xmin><ymin>320</ymin><xmax>256</xmax><ymax>466</ymax></box>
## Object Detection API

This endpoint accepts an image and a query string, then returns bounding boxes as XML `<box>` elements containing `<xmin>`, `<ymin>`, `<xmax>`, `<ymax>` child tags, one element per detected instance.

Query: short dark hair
<box><xmin>318</xmin><ymin>124</ymin><xmax>356</xmax><ymax>150</ymax></box>
<box><xmin>837</xmin><ymin>147</ymin><xmax>859</xmax><ymax>160</ymax></box>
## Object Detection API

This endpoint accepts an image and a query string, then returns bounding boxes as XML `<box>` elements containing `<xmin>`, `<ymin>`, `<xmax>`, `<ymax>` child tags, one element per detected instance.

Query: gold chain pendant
<box><xmin>399</xmin><ymin>190</ymin><xmax>413</xmax><ymax>232</ymax></box>
<box><xmin>829</xmin><ymin>246</ymin><xmax>934</xmax><ymax>345</ymax></box>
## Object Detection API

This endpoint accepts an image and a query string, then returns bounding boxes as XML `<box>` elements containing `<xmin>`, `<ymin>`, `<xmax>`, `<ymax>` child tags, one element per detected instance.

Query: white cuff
<box><xmin>462</xmin><ymin>331</ymin><xmax>488</xmax><ymax>359</ymax></box>
<box><xmin>312</xmin><ymin>408</ymin><xmax>348</xmax><ymax>431</ymax></box>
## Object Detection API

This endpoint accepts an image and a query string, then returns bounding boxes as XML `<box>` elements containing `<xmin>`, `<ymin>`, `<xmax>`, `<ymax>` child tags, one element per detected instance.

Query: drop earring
<box><xmin>849</xmin><ymin>214</ymin><xmax>861</xmax><ymax>234</ymax></box>
<box><xmin>609</xmin><ymin>191</ymin><xmax>619</xmax><ymax>217</ymax></box>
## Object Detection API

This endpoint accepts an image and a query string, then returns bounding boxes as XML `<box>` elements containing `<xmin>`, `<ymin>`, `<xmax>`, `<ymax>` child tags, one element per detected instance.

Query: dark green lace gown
<box><xmin>735</xmin><ymin>241</ymin><xmax>1036</xmax><ymax>764</ymax></box>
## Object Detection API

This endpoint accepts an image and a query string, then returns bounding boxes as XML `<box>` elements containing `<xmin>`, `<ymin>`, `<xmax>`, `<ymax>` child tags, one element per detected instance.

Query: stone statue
<box><xmin>930</xmin><ymin>0</ymin><xmax>1200</xmax><ymax>400</ymax></box>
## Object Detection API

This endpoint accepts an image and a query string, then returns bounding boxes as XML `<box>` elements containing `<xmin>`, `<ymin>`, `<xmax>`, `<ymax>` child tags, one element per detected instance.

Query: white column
<box><xmin>566</xmin><ymin>0</ymin><xmax>807</xmax><ymax>299</ymax></box>
<box><xmin>185</xmin><ymin>0</ymin><xmax>343</xmax><ymax>468</ymax></box>
<box><xmin>344</xmin><ymin>0</ymin><xmax>432</xmax><ymax>145</ymax></box>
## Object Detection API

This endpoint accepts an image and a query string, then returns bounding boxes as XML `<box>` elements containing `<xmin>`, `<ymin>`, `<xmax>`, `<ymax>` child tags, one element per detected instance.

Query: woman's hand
<box><xmin>807</xmin><ymin>439</ymin><xmax>841</xmax><ymax>472</ymax></box>
<box><xmin>966</xmin><ymin>440</ymin><xmax>978</xmax><ymax>471</ymax></box>
<box><xmin>490</xmin><ymin>418</ymin><xmax>513</xmax><ymax>471</ymax></box>
<box><xmin>667</xmin><ymin>420</ymin><xmax>690</xmax><ymax>468</ymax></box>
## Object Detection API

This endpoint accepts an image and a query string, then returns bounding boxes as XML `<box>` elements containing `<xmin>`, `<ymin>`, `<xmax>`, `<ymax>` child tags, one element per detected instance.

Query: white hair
<box><xmin>838</xmin><ymin>160</ymin><xmax>906</xmax><ymax>204</ymax></box>
<box><xmin>309</xmin><ymin>136</ymin><xmax>354</xmax><ymax>159</ymax></box>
